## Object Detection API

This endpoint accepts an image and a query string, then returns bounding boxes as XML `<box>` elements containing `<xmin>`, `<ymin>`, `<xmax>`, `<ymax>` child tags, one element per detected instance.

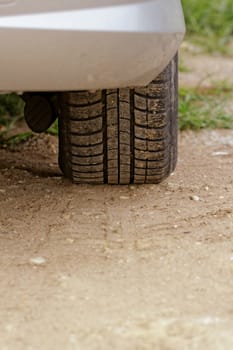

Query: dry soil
<box><xmin>0</xmin><ymin>50</ymin><xmax>233</xmax><ymax>349</ymax></box>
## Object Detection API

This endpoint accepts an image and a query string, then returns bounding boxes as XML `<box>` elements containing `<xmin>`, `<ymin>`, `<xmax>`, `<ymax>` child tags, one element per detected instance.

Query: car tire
<box><xmin>58</xmin><ymin>54</ymin><xmax>178</xmax><ymax>184</ymax></box>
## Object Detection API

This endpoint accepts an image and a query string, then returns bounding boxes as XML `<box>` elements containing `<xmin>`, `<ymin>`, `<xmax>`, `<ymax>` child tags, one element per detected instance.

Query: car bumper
<box><xmin>0</xmin><ymin>0</ymin><xmax>185</xmax><ymax>91</ymax></box>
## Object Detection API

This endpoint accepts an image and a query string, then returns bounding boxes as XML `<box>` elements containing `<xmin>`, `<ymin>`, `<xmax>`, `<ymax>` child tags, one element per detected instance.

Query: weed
<box><xmin>4</xmin><ymin>132</ymin><xmax>33</xmax><ymax>146</ymax></box>
<box><xmin>182</xmin><ymin>0</ymin><xmax>233</xmax><ymax>54</ymax></box>
<box><xmin>47</xmin><ymin>119</ymin><xmax>59</xmax><ymax>136</ymax></box>
<box><xmin>179</xmin><ymin>59</ymin><xmax>190</xmax><ymax>73</ymax></box>
<box><xmin>0</xmin><ymin>94</ymin><xmax>25</xmax><ymax>140</ymax></box>
<box><xmin>179</xmin><ymin>83</ymin><xmax>233</xmax><ymax>130</ymax></box>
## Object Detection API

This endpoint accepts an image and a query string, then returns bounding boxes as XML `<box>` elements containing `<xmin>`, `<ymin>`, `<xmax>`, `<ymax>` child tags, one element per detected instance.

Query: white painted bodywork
<box><xmin>0</xmin><ymin>0</ymin><xmax>185</xmax><ymax>91</ymax></box>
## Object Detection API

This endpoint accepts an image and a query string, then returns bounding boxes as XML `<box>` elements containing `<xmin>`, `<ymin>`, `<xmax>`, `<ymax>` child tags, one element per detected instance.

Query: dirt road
<box><xmin>1</xmin><ymin>48</ymin><xmax>233</xmax><ymax>349</ymax></box>
<box><xmin>0</xmin><ymin>128</ymin><xmax>233</xmax><ymax>349</ymax></box>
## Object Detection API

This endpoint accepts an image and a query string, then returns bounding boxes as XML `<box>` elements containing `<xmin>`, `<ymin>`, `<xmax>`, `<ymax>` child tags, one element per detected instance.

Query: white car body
<box><xmin>0</xmin><ymin>0</ymin><xmax>185</xmax><ymax>91</ymax></box>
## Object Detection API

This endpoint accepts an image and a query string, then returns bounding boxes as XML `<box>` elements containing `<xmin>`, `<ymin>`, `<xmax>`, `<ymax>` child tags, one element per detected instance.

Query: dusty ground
<box><xmin>180</xmin><ymin>44</ymin><xmax>233</xmax><ymax>87</ymax></box>
<box><xmin>0</xmin><ymin>51</ymin><xmax>233</xmax><ymax>349</ymax></box>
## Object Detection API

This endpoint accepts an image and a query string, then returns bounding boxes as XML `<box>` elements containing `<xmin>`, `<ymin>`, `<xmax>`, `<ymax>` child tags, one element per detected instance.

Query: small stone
<box><xmin>204</xmin><ymin>186</ymin><xmax>209</xmax><ymax>191</ymax></box>
<box><xmin>103</xmin><ymin>247</ymin><xmax>112</xmax><ymax>255</ymax></box>
<box><xmin>136</xmin><ymin>240</ymin><xmax>151</xmax><ymax>250</ymax></box>
<box><xmin>30</xmin><ymin>257</ymin><xmax>47</xmax><ymax>265</ymax></box>
<box><xmin>212</xmin><ymin>151</ymin><xmax>229</xmax><ymax>156</ymax></box>
<box><xmin>190</xmin><ymin>195</ymin><xmax>200</xmax><ymax>202</ymax></box>
<box><xmin>120</xmin><ymin>196</ymin><xmax>129</xmax><ymax>200</ymax></box>
<box><xmin>0</xmin><ymin>189</ymin><xmax>6</xmax><ymax>194</ymax></box>
<box><xmin>69</xmin><ymin>334</ymin><xmax>78</xmax><ymax>345</ymax></box>
<box><xmin>5</xmin><ymin>324</ymin><xmax>14</xmax><ymax>333</ymax></box>
<box><xmin>63</xmin><ymin>214</ymin><xmax>71</xmax><ymax>220</ymax></box>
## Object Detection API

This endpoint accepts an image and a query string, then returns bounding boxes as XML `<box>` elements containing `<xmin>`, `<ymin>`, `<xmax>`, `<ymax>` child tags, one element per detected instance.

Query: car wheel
<box><xmin>58</xmin><ymin>54</ymin><xmax>178</xmax><ymax>184</ymax></box>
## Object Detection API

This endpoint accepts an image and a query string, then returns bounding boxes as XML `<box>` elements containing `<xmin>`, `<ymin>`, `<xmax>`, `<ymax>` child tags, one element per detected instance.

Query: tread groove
<box><xmin>117</xmin><ymin>88</ymin><xmax>120</xmax><ymax>185</ymax></box>
<box><xmin>66</xmin><ymin>100</ymin><xmax>101</xmax><ymax>108</ymax></box>
<box><xmin>72</xmin><ymin>152</ymin><xmax>103</xmax><ymax>159</ymax></box>
<box><xmin>71</xmin><ymin>141</ymin><xmax>103</xmax><ymax>148</ymax></box>
<box><xmin>71</xmin><ymin>129</ymin><xmax>103</xmax><ymax>137</ymax></box>
<box><xmin>135</xmin><ymin>136</ymin><xmax>167</xmax><ymax>142</ymax></box>
<box><xmin>70</xmin><ymin>115</ymin><xmax>103</xmax><ymax>122</ymax></box>
<box><xmin>135</xmin><ymin>123</ymin><xmax>168</xmax><ymax>131</ymax></box>
<box><xmin>134</xmin><ymin>92</ymin><xmax>165</xmax><ymax>100</ymax></box>
<box><xmin>102</xmin><ymin>90</ymin><xmax>108</xmax><ymax>184</ymax></box>
<box><xmin>130</xmin><ymin>89</ymin><xmax>135</xmax><ymax>184</ymax></box>
<box><xmin>72</xmin><ymin>161</ymin><xmax>103</xmax><ymax>167</ymax></box>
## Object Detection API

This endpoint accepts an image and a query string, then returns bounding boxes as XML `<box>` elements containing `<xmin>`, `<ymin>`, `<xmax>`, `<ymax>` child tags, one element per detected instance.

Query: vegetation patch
<box><xmin>4</xmin><ymin>132</ymin><xmax>33</xmax><ymax>146</ymax></box>
<box><xmin>0</xmin><ymin>94</ymin><xmax>25</xmax><ymax>143</ymax></box>
<box><xmin>0</xmin><ymin>94</ymin><xmax>58</xmax><ymax>144</ymax></box>
<box><xmin>179</xmin><ymin>83</ymin><xmax>233</xmax><ymax>130</ymax></box>
<box><xmin>182</xmin><ymin>0</ymin><xmax>233</xmax><ymax>55</ymax></box>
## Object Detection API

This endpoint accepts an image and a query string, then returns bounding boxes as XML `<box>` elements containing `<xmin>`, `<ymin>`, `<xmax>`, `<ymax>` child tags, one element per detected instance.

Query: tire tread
<box><xmin>58</xmin><ymin>55</ymin><xmax>178</xmax><ymax>184</ymax></box>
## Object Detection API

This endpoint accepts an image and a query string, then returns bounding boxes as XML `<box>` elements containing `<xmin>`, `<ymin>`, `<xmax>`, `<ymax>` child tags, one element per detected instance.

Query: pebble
<box><xmin>30</xmin><ymin>257</ymin><xmax>47</xmax><ymax>265</ymax></box>
<box><xmin>212</xmin><ymin>151</ymin><xmax>229</xmax><ymax>156</ymax></box>
<box><xmin>69</xmin><ymin>334</ymin><xmax>78</xmax><ymax>345</ymax></box>
<box><xmin>0</xmin><ymin>189</ymin><xmax>6</xmax><ymax>194</ymax></box>
<box><xmin>190</xmin><ymin>195</ymin><xmax>200</xmax><ymax>201</ymax></box>
<box><xmin>5</xmin><ymin>324</ymin><xmax>14</xmax><ymax>333</ymax></box>
<box><xmin>63</xmin><ymin>214</ymin><xmax>71</xmax><ymax>220</ymax></box>
<box><xmin>120</xmin><ymin>196</ymin><xmax>129</xmax><ymax>200</ymax></box>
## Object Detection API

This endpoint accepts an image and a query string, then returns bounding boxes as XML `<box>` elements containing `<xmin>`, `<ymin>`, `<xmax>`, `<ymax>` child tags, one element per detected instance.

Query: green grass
<box><xmin>0</xmin><ymin>94</ymin><xmax>25</xmax><ymax>142</ymax></box>
<box><xmin>0</xmin><ymin>94</ymin><xmax>59</xmax><ymax>144</ymax></box>
<box><xmin>183</xmin><ymin>0</ymin><xmax>233</xmax><ymax>54</ymax></box>
<box><xmin>179</xmin><ymin>59</ymin><xmax>190</xmax><ymax>73</ymax></box>
<box><xmin>47</xmin><ymin>119</ymin><xmax>59</xmax><ymax>136</ymax></box>
<box><xmin>0</xmin><ymin>93</ymin><xmax>24</xmax><ymax>125</ymax></box>
<box><xmin>179</xmin><ymin>83</ymin><xmax>233</xmax><ymax>130</ymax></box>
<box><xmin>4</xmin><ymin>132</ymin><xmax>33</xmax><ymax>146</ymax></box>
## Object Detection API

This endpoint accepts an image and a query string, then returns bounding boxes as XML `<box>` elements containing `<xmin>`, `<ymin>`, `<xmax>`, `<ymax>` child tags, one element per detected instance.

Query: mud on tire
<box><xmin>58</xmin><ymin>55</ymin><xmax>178</xmax><ymax>184</ymax></box>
